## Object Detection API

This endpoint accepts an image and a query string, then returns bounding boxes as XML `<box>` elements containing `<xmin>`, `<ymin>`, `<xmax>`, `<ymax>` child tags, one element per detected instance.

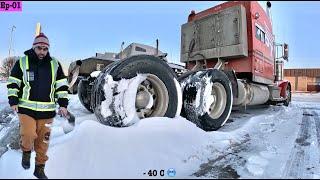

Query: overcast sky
<box><xmin>0</xmin><ymin>1</ymin><xmax>319</xmax><ymax>69</ymax></box>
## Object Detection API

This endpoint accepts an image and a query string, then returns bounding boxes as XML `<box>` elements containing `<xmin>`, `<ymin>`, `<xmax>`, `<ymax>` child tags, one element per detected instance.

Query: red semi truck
<box><xmin>70</xmin><ymin>1</ymin><xmax>290</xmax><ymax>131</ymax></box>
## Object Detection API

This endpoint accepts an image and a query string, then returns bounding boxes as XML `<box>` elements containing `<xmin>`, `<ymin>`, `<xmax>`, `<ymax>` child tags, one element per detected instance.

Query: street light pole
<box><xmin>8</xmin><ymin>25</ymin><xmax>16</xmax><ymax>58</ymax></box>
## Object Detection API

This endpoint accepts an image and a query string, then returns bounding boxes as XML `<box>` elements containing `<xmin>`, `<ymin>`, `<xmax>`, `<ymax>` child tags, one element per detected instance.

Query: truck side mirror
<box><xmin>283</xmin><ymin>43</ymin><xmax>289</xmax><ymax>61</ymax></box>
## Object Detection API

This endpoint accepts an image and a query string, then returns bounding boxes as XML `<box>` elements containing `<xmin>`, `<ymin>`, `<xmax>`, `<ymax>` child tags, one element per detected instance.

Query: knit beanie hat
<box><xmin>32</xmin><ymin>33</ymin><xmax>50</xmax><ymax>49</ymax></box>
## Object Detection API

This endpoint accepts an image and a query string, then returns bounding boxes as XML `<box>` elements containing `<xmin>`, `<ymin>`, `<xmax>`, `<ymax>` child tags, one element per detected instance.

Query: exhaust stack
<box><xmin>156</xmin><ymin>39</ymin><xmax>159</xmax><ymax>56</ymax></box>
<box><xmin>266</xmin><ymin>1</ymin><xmax>272</xmax><ymax>25</ymax></box>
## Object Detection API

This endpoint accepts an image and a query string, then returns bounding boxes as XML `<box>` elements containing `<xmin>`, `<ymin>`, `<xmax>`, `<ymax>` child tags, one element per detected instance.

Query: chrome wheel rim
<box><xmin>208</xmin><ymin>82</ymin><xmax>227</xmax><ymax>119</ymax></box>
<box><xmin>136</xmin><ymin>74</ymin><xmax>169</xmax><ymax>118</ymax></box>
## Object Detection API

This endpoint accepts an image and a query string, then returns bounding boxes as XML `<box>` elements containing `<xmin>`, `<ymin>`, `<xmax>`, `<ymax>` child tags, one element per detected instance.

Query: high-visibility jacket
<box><xmin>7</xmin><ymin>48</ymin><xmax>69</xmax><ymax>120</ymax></box>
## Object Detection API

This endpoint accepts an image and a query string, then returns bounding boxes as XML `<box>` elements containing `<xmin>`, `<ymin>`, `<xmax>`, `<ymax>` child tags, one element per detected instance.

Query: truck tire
<box><xmin>78</xmin><ymin>79</ymin><xmax>93</xmax><ymax>113</ymax></box>
<box><xmin>91</xmin><ymin>55</ymin><xmax>181</xmax><ymax>127</ymax></box>
<box><xmin>178</xmin><ymin>70</ymin><xmax>206</xmax><ymax>118</ymax></box>
<box><xmin>182</xmin><ymin>69</ymin><xmax>233</xmax><ymax>131</ymax></box>
<box><xmin>283</xmin><ymin>84</ymin><xmax>291</xmax><ymax>106</ymax></box>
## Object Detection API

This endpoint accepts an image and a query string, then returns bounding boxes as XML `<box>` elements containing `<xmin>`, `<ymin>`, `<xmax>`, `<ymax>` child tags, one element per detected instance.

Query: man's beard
<box><xmin>38</xmin><ymin>55</ymin><xmax>45</xmax><ymax>59</ymax></box>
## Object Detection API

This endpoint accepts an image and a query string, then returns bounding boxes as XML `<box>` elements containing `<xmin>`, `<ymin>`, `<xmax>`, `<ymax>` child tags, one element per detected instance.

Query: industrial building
<box><xmin>284</xmin><ymin>68</ymin><xmax>320</xmax><ymax>92</ymax></box>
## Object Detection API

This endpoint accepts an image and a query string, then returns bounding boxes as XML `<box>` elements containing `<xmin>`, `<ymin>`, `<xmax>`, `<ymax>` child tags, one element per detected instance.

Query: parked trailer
<box><xmin>68</xmin><ymin>1</ymin><xmax>291</xmax><ymax>131</ymax></box>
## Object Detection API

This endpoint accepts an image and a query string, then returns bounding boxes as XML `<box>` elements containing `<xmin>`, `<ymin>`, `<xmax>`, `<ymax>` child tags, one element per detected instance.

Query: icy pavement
<box><xmin>0</xmin><ymin>79</ymin><xmax>320</xmax><ymax>178</ymax></box>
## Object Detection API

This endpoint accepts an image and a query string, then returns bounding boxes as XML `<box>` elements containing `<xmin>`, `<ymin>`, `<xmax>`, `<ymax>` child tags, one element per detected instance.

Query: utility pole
<box><xmin>35</xmin><ymin>22</ymin><xmax>41</xmax><ymax>37</ymax></box>
<box><xmin>120</xmin><ymin>41</ymin><xmax>125</xmax><ymax>59</ymax></box>
<box><xmin>8</xmin><ymin>25</ymin><xmax>16</xmax><ymax>58</ymax></box>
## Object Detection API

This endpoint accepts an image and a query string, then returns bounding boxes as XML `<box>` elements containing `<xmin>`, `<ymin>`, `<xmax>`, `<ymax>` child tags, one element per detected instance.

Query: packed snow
<box><xmin>101</xmin><ymin>74</ymin><xmax>147</xmax><ymax>126</ymax></box>
<box><xmin>0</xmin><ymin>81</ymin><xmax>320</xmax><ymax>178</ymax></box>
<box><xmin>196</xmin><ymin>74</ymin><xmax>214</xmax><ymax>115</ymax></box>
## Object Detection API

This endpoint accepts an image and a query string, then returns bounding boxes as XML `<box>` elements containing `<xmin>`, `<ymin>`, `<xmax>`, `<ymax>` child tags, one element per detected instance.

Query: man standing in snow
<box><xmin>7</xmin><ymin>33</ymin><xmax>69</xmax><ymax>179</ymax></box>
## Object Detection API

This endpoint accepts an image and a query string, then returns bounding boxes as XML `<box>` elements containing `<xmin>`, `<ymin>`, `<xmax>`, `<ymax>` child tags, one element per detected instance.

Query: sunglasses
<box><xmin>36</xmin><ymin>46</ymin><xmax>48</xmax><ymax>51</ymax></box>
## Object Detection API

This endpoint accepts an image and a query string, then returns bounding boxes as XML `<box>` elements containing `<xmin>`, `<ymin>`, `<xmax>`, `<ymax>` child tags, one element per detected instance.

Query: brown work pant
<box><xmin>18</xmin><ymin>114</ymin><xmax>53</xmax><ymax>165</ymax></box>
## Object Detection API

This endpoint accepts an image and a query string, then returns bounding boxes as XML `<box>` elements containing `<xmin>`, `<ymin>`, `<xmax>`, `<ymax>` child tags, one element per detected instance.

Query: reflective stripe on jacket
<box><xmin>17</xmin><ymin>55</ymin><xmax>63</xmax><ymax>111</ymax></box>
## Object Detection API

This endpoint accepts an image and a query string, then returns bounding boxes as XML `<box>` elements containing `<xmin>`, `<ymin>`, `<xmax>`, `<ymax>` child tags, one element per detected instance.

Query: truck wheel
<box><xmin>182</xmin><ymin>69</ymin><xmax>233</xmax><ymax>131</ymax></box>
<box><xmin>92</xmin><ymin>55</ymin><xmax>181</xmax><ymax>127</ymax></box>
<box><xmin>78</xmin><ymin>79</ymin><xmax>93</xmax><ymax>113</ymax></box>
<box><xmin>283</xmin><ymin>84</ymin><xmax>291</xmax><ymax>106</ymax></box>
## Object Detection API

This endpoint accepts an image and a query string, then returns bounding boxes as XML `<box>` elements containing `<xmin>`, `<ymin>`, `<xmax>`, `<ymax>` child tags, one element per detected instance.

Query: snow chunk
<box><xmin>195</xmin><ymin>73</ymin><xmax>213</xmax><ymax>116</ymax></box>
<box><xmin>90</xmin><ymin>71</ymin><xmax>101</xmax><ymax>78</ymax></box>
<box><xmin>101</xmin><ymin>74</ymin><xmax>117</xmax><ymax>118</ymax></box>
<box><xmin>101</xmin><ymin>74</ymin><xmax>147</xmax><ymax>126</ymax></box>
<box><xmin>201</xmin><ymin>76</ymin><xmax>214</xmax><ymax>114</ymax></box>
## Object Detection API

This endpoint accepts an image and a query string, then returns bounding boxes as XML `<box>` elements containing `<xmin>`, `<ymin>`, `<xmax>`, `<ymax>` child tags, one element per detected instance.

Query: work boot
<box><xmin>21</xmin><ymin>151</ymin><xmax>31</xmax><ymax>169</ymax></box>
<box><xmin>33</xmin><ymin>164</ymin><xmax>48</xmax><ymax>179</ymax></box>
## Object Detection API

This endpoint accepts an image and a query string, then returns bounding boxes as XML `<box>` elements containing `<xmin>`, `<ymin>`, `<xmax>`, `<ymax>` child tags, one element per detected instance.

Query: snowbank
<box><xmin>0</xmin><ymin>93</ymin><xmax>252</xmax><ymax>178</ymax></box>
<box><xmin>0</xmin><ymin>114</ymin><xmax>216</xmax><ymax>178</ymax></box>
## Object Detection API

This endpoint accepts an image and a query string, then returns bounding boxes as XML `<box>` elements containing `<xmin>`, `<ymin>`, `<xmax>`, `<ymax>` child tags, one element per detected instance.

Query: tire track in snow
<box><xmin>282</xmin><ymin>110</ymin><xmax>312</xmax><ymax>178</ymax></box>
<box><xmin>191</xmin><ymin>135</ymin><xmax>250</xmax><ymax>178</ymax></box>
<box><xmin>312</xmin><ymin>111</ymin><xmax>320</xmax><ymax>150</ymax></box>
<box><xmin>311</xmin><ymin>110</ymin><xmax>320</xmax><ymax>179</ymax></box>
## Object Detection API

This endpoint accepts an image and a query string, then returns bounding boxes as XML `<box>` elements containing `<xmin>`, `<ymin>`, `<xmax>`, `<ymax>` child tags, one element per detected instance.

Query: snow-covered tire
<box><xmin>178</xmin><ymin>70</ymin><xmax>204</xmax><ymax>118</ymax></box>
<box><xmin>91</xmin><ymin>55</ymin><xmax>181</xmax><ymax>127</ymax></box>
<box><xmin>283</xmin><ymin>84</ymin><xmax>291</xmax><ymax>106</ymax></box>
<box><xmin>78</xmin><ymin>79</ymin><xmax>93</xmax><ymax>113</ymax></box>
<box><xmin>182</xmin><ymin>69</ymin><xmax>233</xmax><ymax>131</ymax></box>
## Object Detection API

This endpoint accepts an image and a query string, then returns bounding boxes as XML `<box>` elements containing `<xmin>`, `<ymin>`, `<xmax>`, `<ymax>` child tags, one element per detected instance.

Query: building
<box><xmin>284</xmin><ymin>68</ymin><xmax>320</xmax><ymax>92</ymax></box>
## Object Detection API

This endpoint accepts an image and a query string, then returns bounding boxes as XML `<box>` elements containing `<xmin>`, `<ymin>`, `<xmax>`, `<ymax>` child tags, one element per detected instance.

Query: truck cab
<box><xmin>182</xmin><ymin>1</ymin><xmax>278</xmax><ymax>85</ymax></box>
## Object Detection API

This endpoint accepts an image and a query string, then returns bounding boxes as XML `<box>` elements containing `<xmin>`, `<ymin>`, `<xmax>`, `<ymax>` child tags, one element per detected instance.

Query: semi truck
<box><xmin>68</xmin><ymin>1</ymin><xmax>291</xmax><ymax>131</ymax></box>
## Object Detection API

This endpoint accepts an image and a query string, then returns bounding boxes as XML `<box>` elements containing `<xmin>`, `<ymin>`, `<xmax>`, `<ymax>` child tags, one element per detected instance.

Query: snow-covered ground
<box><xmin>195</xmin><ymin>94</ymin><xmax>320</xmax><ymax>178</ymax></box>
<box><xmin>0</xmin><ymin>81</ymin><xmax>8</xmax><ymax>109</ymax></box>
<box><xmin>0</xmin><ymin>81</ymin><xmax>320</xmax><ymax>178</ymax></box>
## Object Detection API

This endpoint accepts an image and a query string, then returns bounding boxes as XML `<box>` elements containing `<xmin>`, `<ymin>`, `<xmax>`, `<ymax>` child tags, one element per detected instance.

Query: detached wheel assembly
<box><xmin>181</xmin><ymin>69</ymin><xmax>233</xmax><ymax>131</ymax></box>
<box><xmin>91</xmin><ymin>55</ymin><xmax>182</xmax><ymax>127</ymax></box>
